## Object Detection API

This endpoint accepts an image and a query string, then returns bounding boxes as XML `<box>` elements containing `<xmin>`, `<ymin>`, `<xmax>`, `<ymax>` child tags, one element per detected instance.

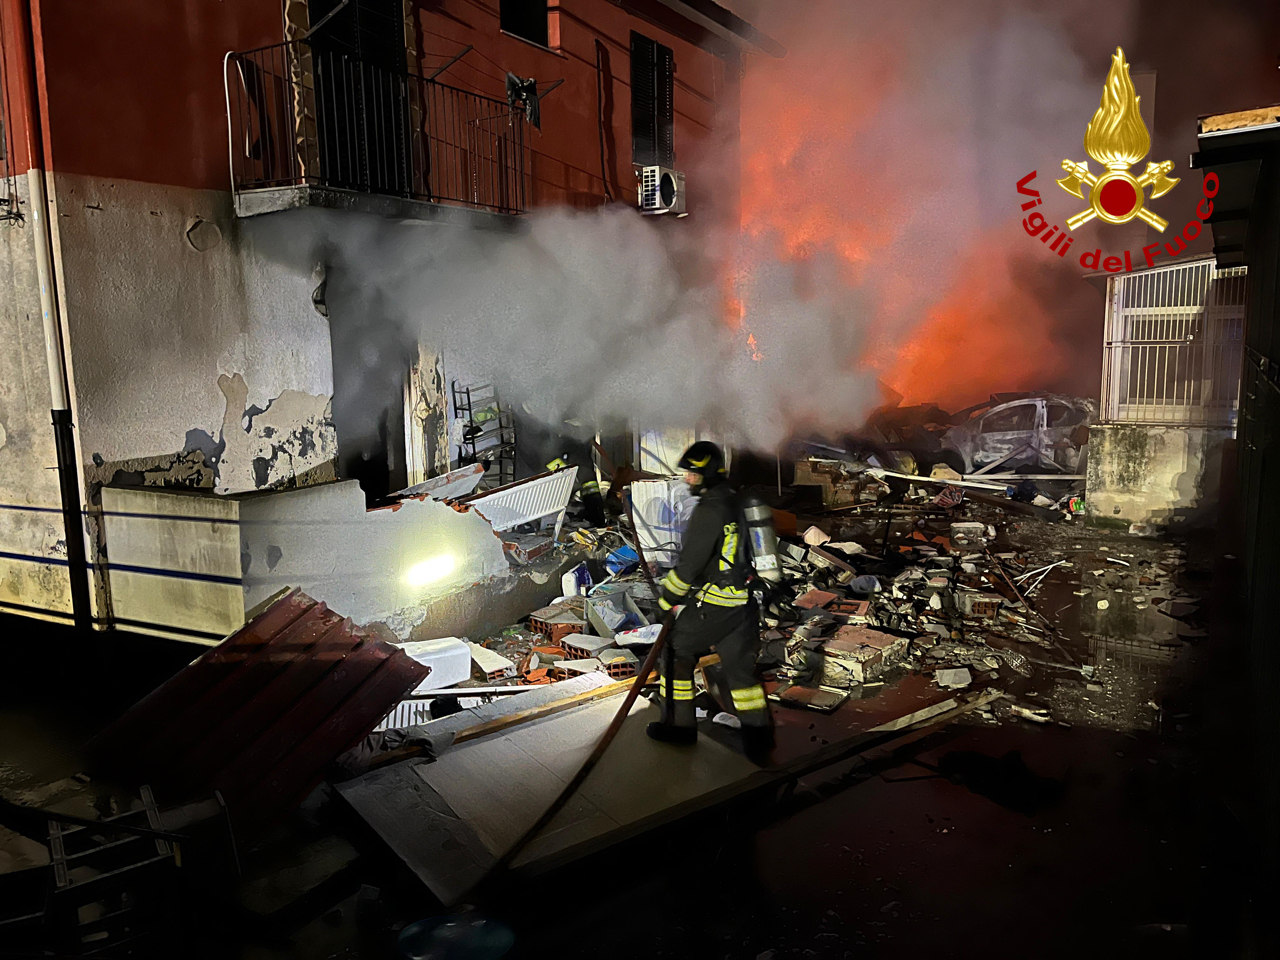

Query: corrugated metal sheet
<box><xmin>464</xmin><ymin>468</ymin><xmax>577</xmax><ymax>534</ymax></box>
<box><xmin>88</xmin><ymin>589</ymin><xmax>429</xmax><ymax>835</ymax></box>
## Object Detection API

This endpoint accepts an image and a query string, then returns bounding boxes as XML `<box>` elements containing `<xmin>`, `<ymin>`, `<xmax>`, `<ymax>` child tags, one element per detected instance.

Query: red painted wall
<box><xmin>411</xmin><ymin>0</ymin><xmax>739</xmax><ymax>214</ymax></box>
<box><xmin>1</xmin><ymin>0</ymin><xmax>741</xmax><ymax>216</ymax></box>
<box><xmin>4</xmin><ymin>0</ymin><xmax>281</xmax><ymax>189</ymax></box>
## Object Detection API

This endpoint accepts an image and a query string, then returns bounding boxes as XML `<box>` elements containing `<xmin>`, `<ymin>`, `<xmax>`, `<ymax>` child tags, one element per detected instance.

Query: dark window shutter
<box><xmin>654</xmin><ymin>42</ymin><xmax>674</xmax><ymax>167</ymax></box>
<box><xmin>631</xmin><ymin>31</ymin><xmax>674</xmax><ymax>167</ymax></box>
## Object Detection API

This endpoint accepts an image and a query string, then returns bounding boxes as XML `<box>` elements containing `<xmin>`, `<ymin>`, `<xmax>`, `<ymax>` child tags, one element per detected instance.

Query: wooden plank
<box><xmin>367</xmin><ymin>675</ymin><xmax>647</xmax><ymax>770</ymax></box>
<box><xmin>454</xmin><ymin>677</ymin><xmax>644</xmax><ymax>744</ymax></box>
<box><xmin>337</xmin><ymin>762</ymin><xmax>496</xmax><ymax>901</ymax></box>
<box><xmin>869</xmin><ymin>696</ymin><xmax>960</xmax><ymax>732</ymax></box>
<box><xmin>965</xmin><ymin>473</ymin><xmax>1085</xmax><ymax>481</ymax></box>
<box><xmin>505</xmin><ymin>690</ymin><xmax>1003</xmax><ymax>883</ymax></box>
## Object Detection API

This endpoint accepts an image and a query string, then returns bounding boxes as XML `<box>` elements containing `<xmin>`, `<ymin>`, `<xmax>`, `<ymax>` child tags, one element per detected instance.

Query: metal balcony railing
<box><xmin>1101</xmin><ymin>258</ymin><xmax>1247</xmax><ymax>428</ymax></box>
<box><xmin>224</xmin><ymin>40</ymin><xmax>528</xmax><ymax>216</ymax></box>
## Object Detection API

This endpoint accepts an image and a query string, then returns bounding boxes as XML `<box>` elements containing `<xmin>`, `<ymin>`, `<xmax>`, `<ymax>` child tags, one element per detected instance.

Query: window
<box><xmin>631</xmin><ymin>31</ymin><xmax>674</xmax><ymax>167</ymax></box>
<box><xmin>500</xmin><ymin>0</ymin><xmax>549</xmax><ymax>49</ymax></box>
<box><xmin>1047</xmin><ymin>403</ymin><xmax>1087</xmax><ymax>428</ymax></box>
<box><xmin>308</xmin><ymin>0</ymin><xmax>411</xmax><ymax>194</ymax></box>
<box><xmin>980</xmin><ymin>404</ymin><xmax>1037</xmax><ymax>434</ymax></box>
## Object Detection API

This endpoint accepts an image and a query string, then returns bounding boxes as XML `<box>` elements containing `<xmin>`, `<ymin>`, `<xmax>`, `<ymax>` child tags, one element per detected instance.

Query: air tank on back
<box><xmin>739</xmin><ymin>491</ymin><xmax>782</xmax><ymax>583</ymax></box>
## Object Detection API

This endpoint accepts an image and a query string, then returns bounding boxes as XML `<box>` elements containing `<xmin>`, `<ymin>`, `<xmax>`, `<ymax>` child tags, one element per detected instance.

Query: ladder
<box><xmin>451</xmin><ymin>380</ymin><xmax>516</xmax><ymax>488</ymax></box>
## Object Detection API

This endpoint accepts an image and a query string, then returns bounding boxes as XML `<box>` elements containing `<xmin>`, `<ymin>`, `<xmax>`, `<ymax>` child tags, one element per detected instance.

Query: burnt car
<box><xmin>939</xmin><ymin>394</ymin><xmax>1094</xmax><ymax>475</ymax></box>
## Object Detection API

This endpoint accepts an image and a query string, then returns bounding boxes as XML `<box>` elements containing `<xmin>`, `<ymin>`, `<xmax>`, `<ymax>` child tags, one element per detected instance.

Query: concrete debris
<box><xmin>467</xmin><ymin>642</ymin><xmax>517</xmax><ymax>682</ymax></box>
<box><xmin>815</xmin><ymin>626</ymin><xmax>911</xmax><ymax>685</ymax></box>
<box><xmin>935</xmin><ymin>667</ymin><xmax>972</xmax><ymax>689</ymax></box>
<box><xmin>553</xmin><ymin>658</ymin><xmax>605</xmax><ymax>677</ymax></box>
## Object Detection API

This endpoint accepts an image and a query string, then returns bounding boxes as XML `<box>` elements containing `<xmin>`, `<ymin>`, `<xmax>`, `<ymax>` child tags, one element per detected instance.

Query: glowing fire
<box><xmin>746</xmin><ymin>332</ymin><xmax>764</xmax><ymax>362</ymax></box>
<box><xmin>735</xmin><ymin>2</ymin><xmax>1088</xmax><ymax>411</ymax></box>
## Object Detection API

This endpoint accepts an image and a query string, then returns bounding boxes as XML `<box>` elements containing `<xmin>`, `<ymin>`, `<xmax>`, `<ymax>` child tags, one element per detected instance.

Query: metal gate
<box><xmin>1101</xmin><ymin>256</ymin><xmax>1247</xmax><ymax>426</ymax></box>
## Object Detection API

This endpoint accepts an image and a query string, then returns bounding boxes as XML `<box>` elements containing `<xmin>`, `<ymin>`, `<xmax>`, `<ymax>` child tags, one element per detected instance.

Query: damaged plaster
<box><xmin>405</xmin><ymin>343</ymin><xmax>449</xmax><ymax>486</ymax></box>
<box><xmin>214</xmin><ymin>372</ymin><xmax>337</xmax><ymax>494</ymax></box>
<box><xmin>85</xmin><ymin>374</ymin><xmax>338</xmax><ymax>497</ymax></box>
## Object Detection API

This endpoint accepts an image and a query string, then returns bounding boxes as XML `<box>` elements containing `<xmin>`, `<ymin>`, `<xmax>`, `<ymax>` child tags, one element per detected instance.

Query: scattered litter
<box><xmin>1011</xmin><ymin>705</ymin><xmax>1052</xmax><ymax>724</ymax></box>
<box><xmin>803</xmin><ymin>525</ymin><xmax>832</xmax><ymax>546</ymax></box>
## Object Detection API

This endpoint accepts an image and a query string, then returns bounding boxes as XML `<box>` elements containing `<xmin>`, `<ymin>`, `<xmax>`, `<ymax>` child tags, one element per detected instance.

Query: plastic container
<box><xmin>604</xmin><ymin>545</ymin><xmax>640</xmax><ymax>576</ymax></box>
<box><xmin>560</xmin><ymin>562</ymin><xmax>593</xmax><ymax>597</ymax></box>
<box><xmin>586</xmin><ymin>593</ymin><xmax>650</xmax><ymax>639</ymax></box>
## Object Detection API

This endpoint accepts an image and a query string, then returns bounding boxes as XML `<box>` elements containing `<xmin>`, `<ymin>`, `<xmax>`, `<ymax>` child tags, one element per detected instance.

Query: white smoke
<box><xmin>248</xmin><ymin>205</ymin><xmax>883</xmax><ymax>451</ymax></box>
<box><xmin>250</xmin><ymin>0</ymin><xmax>1236</xmax><ymax>453</ymax></box>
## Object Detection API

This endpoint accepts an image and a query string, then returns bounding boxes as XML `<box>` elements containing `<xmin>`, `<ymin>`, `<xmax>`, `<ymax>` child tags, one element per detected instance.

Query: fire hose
<box><xmin>466</xmin><ymin>504</ymin><xmax>673</xmax><ymax>895</ymax></box>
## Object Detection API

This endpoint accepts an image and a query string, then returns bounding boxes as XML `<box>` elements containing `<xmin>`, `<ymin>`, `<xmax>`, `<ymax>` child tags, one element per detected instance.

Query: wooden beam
<box><xmin>367</xmin><ymin>675</ymin><xmax>651</xmax><ymax>769</ymax></box>
<box><xmin>453</xmin><ymin>677</ymin><xmax>647</xmax><ymax>744</ymax></box>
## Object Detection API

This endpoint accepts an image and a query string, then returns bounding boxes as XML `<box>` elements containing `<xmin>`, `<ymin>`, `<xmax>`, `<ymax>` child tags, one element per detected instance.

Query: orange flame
<box><xmin>736</xmin><ymin>2</ymin><xmax>1087</xmax><ymax>414</ymax></box>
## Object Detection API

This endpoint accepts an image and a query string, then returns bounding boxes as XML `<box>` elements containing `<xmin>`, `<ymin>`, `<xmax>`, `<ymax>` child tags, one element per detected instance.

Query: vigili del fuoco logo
<box><xmin>1015</xmin><ymin>47</ymin><xmax>1219</xmax><ymax>273</ymax></box>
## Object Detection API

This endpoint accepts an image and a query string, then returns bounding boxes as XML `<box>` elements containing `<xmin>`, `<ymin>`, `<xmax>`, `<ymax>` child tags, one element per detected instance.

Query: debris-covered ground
<box><xmin>0</xmin><ymin>458</ymin><xmax>1246</xmax><ymax>958</ymax></box>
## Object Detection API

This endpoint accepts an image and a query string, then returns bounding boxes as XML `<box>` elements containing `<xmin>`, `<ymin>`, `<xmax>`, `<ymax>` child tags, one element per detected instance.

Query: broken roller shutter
<box><xmin>630</xmin><ymin>31</ymin><xmax>674</xmax><ymax>167</ymax></box>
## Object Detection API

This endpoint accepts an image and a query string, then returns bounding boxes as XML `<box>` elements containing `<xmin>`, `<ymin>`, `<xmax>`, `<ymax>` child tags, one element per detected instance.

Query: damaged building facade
<box><xmin>0</xmin><ymin>0</ymin><xmax>776</xmax><ymax>635</ymax></box>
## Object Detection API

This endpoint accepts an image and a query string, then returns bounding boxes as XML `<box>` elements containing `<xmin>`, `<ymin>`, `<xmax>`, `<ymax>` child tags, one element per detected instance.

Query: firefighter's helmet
<box><xmin>677</xmin><ymin>441</ymin><xmax>726</xmax><ymax>491</ymax></box>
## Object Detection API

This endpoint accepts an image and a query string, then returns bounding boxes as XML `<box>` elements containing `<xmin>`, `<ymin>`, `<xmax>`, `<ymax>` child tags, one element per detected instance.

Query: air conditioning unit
<box><xmin>638</xmin><ymin>165</ymin><xmax>686</xmax><ymax>216</ymax></box>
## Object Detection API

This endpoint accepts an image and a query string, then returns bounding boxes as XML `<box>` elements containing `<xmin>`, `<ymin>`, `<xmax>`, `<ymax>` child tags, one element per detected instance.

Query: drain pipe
<box><xmin>8</xmin><ymin>0</ymin><xmax>91</xmax><ymax>630</ymax></box>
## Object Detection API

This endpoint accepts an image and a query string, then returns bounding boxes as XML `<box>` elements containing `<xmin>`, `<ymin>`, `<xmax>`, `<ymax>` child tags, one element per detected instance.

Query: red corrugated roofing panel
<box><xmin>88</xmin><ymin>589</ymin><xmax>429</xmax><ymax>835</ymax></box>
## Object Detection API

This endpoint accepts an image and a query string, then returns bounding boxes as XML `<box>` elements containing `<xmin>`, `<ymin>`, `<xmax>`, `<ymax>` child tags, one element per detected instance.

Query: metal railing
<box><xmin>1100</xmin><ymin>257</ymin><xmax>1247</xmax><ymax>427</ymax></box>
<box><xmin>224</xmin><ymin>40</ymin><xmax>528</xmax><ymax>215</ymax></box>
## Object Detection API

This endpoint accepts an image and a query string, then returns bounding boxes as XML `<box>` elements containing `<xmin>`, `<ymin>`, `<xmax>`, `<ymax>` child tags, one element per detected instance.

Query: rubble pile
<box><xmin>427</xmin><ymin>547</ymin><xmax>665</xmax><ymax>696</ymax></box>
<box><xmin>760</xmin><ymin>514</ymin><xmax>1049</xmax><ymax>709</ymax></box>
<box><xmin>746</xmin><ymin>449</ymin><xmax>1208</xmax><ymax>733</ymax></box>
<box><xmin>385</xmin><ymin>429</ymin><xmax>1206</xmax><ymax>742</ymax></box>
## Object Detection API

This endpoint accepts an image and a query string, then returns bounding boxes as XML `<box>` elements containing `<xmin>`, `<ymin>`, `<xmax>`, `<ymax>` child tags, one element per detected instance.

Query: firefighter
<box><xmin>547</xmin><ymin>451</ymin><xmax>607</xmax><ymax>527</ymax></box>
<box><xmin>647</xmin><ymin>441</ymin><xmax>774</xmax><ymax>762</ymax></box>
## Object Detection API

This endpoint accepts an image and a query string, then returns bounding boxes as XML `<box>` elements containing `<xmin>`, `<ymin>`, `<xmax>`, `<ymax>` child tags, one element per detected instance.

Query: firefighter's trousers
<box><xmin>660</xmin><ymin>600</ymin><xmax>770</xmax><ymax>729</ymax></box>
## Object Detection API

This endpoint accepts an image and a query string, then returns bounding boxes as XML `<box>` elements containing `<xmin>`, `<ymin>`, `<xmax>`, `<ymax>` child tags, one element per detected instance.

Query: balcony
<box><xmin>224</xmin><ymin>41</ymin><xmax>529</xmax><ymax>223</ymax></box>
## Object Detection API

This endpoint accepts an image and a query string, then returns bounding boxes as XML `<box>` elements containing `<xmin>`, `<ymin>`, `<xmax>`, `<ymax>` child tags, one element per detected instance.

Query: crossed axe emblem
<box><xmin>1056</xmin><ymin>159</ymin><xmax>1180</xmax><ymax>233</ymax></box>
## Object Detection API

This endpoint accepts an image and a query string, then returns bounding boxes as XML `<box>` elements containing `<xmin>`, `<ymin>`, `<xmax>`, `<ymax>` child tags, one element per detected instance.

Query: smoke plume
<box><xmin>249</xmin><ymin>206</ymin><xmax>882</xmax><ymax>451</ymax></box>
<box><xmin>249</xmin><ymin>0</ymin><xmax>1278</xmax><ymax>457</ymax></box>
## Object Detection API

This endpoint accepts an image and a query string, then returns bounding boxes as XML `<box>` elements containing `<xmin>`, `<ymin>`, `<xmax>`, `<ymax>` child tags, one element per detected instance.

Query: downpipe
<box><xmin>12</xmin><ymin>0</ymin><xmax>91</xmax><ymax>629</ymax></box>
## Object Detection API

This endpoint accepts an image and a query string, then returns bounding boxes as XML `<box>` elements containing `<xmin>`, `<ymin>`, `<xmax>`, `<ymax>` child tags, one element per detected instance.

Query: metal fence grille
<box><xmin>1101</xmin><ymin>256</ymin><xmax>1247</xmax><ymax>426</ymax></box>
<box><xmin>225</xmin><ymin>40</ymin><xmax>528</xmax><ymax>215</ymax></box>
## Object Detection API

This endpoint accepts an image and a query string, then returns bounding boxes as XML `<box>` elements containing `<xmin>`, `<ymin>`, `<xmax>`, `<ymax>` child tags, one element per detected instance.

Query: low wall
<box><xmin>238</xmin><ymin>481</ymin><xmax>511</xmax><ymax>637</ymax></box>
<box><xmin>1085</xmin><ymin>423</ymin><xmax>1232</xmax><ymax>526</ymax></box>
<box><xmin>99</xmin><ymin>480</ymin><xmax>520</xmax><ymax>643</ymax></box>
<box><xmin>99</xmin><ymin>486</ymin><xmax>244</xmax><ymax>643</ymax></box>
<box><xmin>405</xmin><ymin>546</ymin><xmax>591</xmax><ymax>643</ymax></box>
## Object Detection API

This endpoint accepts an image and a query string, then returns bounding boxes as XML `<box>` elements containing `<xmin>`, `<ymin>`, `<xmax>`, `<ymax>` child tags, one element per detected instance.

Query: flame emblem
<box><xmin>1056</xmin><ymin>48</ymin><xmax>1179</xmax><ymax>232</ymax></box>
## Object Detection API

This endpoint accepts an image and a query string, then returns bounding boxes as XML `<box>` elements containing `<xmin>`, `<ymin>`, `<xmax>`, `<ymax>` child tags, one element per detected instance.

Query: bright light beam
<box><xmin>405</xmin><ymin>554</ymin><xmax>457</xmax><ymax>587</ymax></box>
